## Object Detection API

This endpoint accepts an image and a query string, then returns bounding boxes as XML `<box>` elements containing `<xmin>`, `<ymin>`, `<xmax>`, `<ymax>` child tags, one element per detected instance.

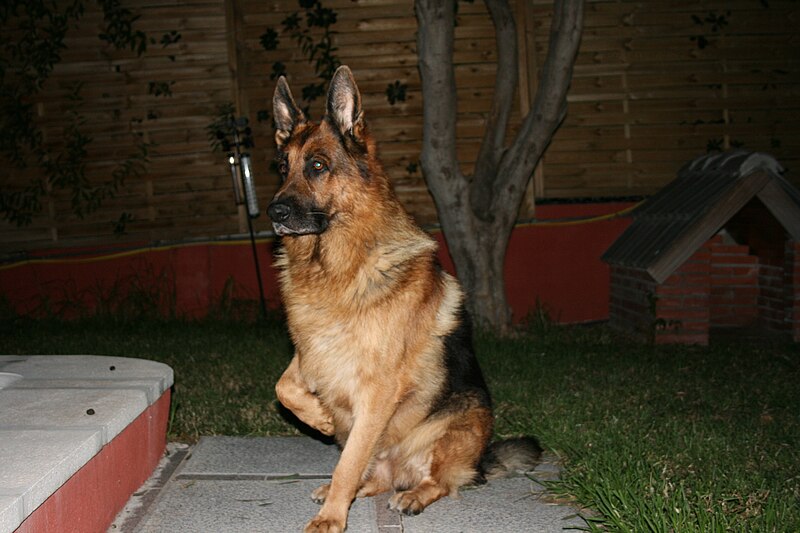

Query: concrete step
<box><xmin>0</xmin><ymin>355</ymin><xmax>173</xmax><ymax>533</ymax></box>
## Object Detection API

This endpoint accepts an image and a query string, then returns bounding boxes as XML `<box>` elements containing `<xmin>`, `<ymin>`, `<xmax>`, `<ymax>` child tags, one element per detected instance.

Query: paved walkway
<box><xmin>113</xmin><ymin>436</ymin><xmax>587</xmax><ymax>533</ymax></box>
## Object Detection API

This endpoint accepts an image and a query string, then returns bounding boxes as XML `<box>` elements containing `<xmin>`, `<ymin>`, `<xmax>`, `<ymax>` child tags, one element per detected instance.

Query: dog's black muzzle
<box><xmin>267</xmin><ymin>197</ymin><xmax>329</xmax><ymax>236</ymax></box>
<box><xmin>267</xmin><ymin>201</ymin><xmax>291</xmax><ymax>223</ymax></box>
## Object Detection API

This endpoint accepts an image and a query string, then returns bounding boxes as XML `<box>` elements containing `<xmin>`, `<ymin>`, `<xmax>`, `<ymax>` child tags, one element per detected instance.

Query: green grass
<box><xmin>3</xmin><ymin>317</ymin><xmax>799</xmax><ymax>532</ymax></box>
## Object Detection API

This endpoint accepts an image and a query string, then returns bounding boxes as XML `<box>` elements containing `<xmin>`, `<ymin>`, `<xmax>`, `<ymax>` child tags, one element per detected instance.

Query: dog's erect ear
<box><xmin>273</xmin><ymin>77</ymin><xmax>306</xmax><ymax>148</ymax></box>
<box><xmin>326</xmin><ymin>66</ymin><xmax>364</xmax><ymax>140</ymax></box>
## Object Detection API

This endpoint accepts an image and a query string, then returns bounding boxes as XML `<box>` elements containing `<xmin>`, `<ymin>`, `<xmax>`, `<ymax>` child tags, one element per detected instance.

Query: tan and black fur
<box><xmin>267</xmin><ymin>66</ymin><xmax>541</xmax><ymax>533</ymax></box>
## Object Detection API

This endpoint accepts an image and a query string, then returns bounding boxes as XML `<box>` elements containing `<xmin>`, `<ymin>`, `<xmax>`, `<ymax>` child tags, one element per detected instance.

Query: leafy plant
<box><xmin>113</xmin><ymin>212</ymin><xmax>135</xmax><ymax>236</ymax></box>
<box><xmin>206</xmin><ymin>102</ymin><xmax>255</xmax><ymax>152</ymax></box>
<box><xmin>386</xmin><ymin>80</ymin><xmax>408</xmax><ymax>105</ymax></box>
<box><xmin>97</xmin><ymin>0</ymin><xmax>148</xmax><ymax>55</ymax></box>
<box><xmin>260</xmin><ymin>28</ymin><xmax>279</xmax><ymax>51</ymax></box>
<box><xmin>259</xmin><ymin>0</ymin><xmax>340</xmax><ymax>117</ymax></box>
<box><xmin>147</xmin><ymin>80</ymin><xmax>175</xmax><ymax>97</ymax></box>
<box><xmin>159</xmin><ymin>30</ymin><xmax>182</xmax><ymax>47</ymax></box>
<box><xmin>0</xmin><ymin>1</ymin><xmax>173</xmax><ymax>228</ymax></box>
<box><xmin>158</xmin><ymin>30</ymin><xmax>182</xmax><ymax>61</ymax></box>
<box><xmin>706</xmin><ymin>137</ymin><xmax>724</xmax><ymax>153</ymax></box>
<box><xmin>256</xmin><ymin>110</ymin><xmax>271</xmax><ymax>124</ymax></box>
<box><xmin>690</xmin><ymin>10</ymin><xmax>731</xmax><ymax>50</ymax></box>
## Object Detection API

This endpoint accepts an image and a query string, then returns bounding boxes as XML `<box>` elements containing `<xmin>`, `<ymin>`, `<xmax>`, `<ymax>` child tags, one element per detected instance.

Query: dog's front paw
<box><xmin>304</xmin><ymin>514</ymin><xmax>344</xmax><ymax>533</ymax></box>
<box><xmin>310</xmin><ymin>483</ymin><xmax>330</xmax><ymax>504</ymax></box>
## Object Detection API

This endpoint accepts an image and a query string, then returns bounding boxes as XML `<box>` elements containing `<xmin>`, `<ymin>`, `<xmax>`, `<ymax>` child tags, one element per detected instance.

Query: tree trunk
<box><xmin>415</xmin><ymin>0</ymin><xmax>584</xmax><ymax>332</ymax></box>
<box><xmin>450</xmin><ymin>222</ymin><xmax>513</xmax><ymax>332</ymax></box>
<box><xmin>436</xmin><ymin>191</ymin><xmax>514</xmax><ymax>331</ymax></box>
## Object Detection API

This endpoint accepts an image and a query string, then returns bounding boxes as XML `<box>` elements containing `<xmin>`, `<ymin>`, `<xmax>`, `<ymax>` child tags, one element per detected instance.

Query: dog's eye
<box><xmin>311</xmin><ymin>160</ymin><xmax>327</xmax><ymax>173</ymax></box>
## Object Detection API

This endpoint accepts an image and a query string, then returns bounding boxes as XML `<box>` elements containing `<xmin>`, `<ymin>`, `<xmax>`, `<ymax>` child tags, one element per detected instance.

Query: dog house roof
<box><xmin>603</xmin><ymin>151</ymin><xmax>800</xmax><ymax>283</ymax></box>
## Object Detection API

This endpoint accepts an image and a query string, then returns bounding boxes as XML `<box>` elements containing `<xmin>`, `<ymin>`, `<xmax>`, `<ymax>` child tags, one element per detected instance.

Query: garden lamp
<box><xmin>217</xmin><ymin>116</ymin><xmax>267</xmax><ymax>317</ymax></box>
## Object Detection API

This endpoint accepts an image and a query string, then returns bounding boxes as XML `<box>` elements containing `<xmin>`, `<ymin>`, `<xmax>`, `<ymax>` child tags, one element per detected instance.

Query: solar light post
<box><xmin>219</xmin><ymin>117</ymin><xmax>268</xmax><ymax>318</ymax></box>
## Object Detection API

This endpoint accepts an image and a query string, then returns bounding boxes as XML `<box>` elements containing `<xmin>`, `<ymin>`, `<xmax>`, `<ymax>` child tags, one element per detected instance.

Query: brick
<box><xmin>710</xmin><ymin>285</ymin><xmax>758</xmax><ymax>295</ymax></box>
<box><xmin>677</xmin><ymin>262</ymin><xmax>711</xmax><ymax>274</ymax></box>
<box><xmin>712</xmin><ymin>257</ymin><xmax>759</xmax><ymax>267</ymax></box>
<box><xmin>726</xmin><ymin>296</ymin><xmax>758</xmax><ymax>310</ymax></box>
<box><xmin>711</xmin><ymin>243</ymin><xmax>750</xmax><ymax>254</ymax></box>
<box><xmin>656</xmin><ymin>285</ymin><xmax>708</xmax><ymax>297</ymax></box>
<box><xmin>656</xmin><ymin>308</ymin><xmax>709</xmax><ymax>320</ymax></box>
<box><xmin>681</xmin><ymin>296</ymin><xmax>710</xmax><ymax>308</ymax></box>
<box><xmin>668</xmin><ymin>273</ymin><xmax>711</xmax><ymax>286</ymax></box>
<box><xmin>656</xmin><ymin>297</ymin><xmax>684</xmax><ymax>310</ymax></box>
<box><xmin>675</xmin><ymin>321</ymin><xmax>711</xmax><ymax>331</ymax></box>
<box><xmin>713</xmin><ymin>319</ymin><xmax>755</xmax><ymax>328</ymax></box>
<box><xmin>711</xmin><ymin>254</ymin><xmax>758</xmax><ymax>265</ymax></box>
<box><xmin>711</xmin><ymin>276</ymin><xmax>758</xmax><ymax>286</ymax></box>
<box><xmin>656</xmin><ymin>332</ymin><xmax>709</xmax><ymax>345</ymax></box>
<box><xmin>686</xmin><ymin>251</ymin><xmax>712</xmax><ymax>262</ymax></box>
<box><xmin>758</xmin><ymin>278</ymin><xmax>783</xmax><ymax>289</ymax></box>
<box><xmin>711</xmin><ymin>266</ymin><xmax>759</xmax><ymax>277</ymax></box>
<box><xmin>760</xmin><ymin>265</ymin><xmax>783</xmax><ymax>275</ymax></box>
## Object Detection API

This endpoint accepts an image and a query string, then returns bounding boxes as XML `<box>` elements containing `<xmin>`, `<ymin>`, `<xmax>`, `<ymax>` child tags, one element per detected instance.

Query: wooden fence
<box><xmin>1</xmin><ymin>0</ymin><xmax>798</xmax><ymax>253</ymax></box>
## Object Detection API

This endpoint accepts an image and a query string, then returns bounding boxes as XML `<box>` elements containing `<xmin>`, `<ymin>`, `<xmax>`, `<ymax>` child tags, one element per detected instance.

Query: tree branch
<box><xmin>469</xmin><ymin>0</ymin><xmax>518</xmax><ymax>221</ymax></box>
<box><xmin>494</xmin><ymin>0</ymin><xmax>584</xmax><ymax>219</ymax></box>
<box><xmin>415</xmin><ymin>0</ymin><xmax>464</xmax><ymax>205</ymax></box>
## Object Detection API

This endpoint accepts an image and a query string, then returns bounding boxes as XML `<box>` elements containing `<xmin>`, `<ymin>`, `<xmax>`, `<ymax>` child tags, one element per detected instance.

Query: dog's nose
<box><xmin>267</xmin><ymin>201</ymin><xmax>291</xmax><ymax>222</ymax></box>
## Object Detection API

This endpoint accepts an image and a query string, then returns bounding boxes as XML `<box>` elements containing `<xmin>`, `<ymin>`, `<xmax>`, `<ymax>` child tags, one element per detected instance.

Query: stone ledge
<box><xmin>0</xmin><ymin>355</ymin><xmax>173</xmax><ymax>533</ymax></box>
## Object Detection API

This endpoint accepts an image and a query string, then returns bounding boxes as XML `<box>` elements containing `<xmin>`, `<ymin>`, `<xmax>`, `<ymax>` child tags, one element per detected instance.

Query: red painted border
<box><xmin>0</xmin><ymin>202</ymin><xmax>635</xmax><ymax>324</ymax></box>
<box><xmin>15</xmin><ymin>390</ymin><xmax>170</xmax><ymax>533</ymax></box>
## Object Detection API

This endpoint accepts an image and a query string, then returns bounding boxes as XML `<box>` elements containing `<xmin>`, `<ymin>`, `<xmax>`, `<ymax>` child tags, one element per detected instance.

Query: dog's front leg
<box><xmin>275</xmin><ymin>353</ymin><xmax>335</xmax><ymax>436</ymax></box>
<box><xmin>305</xmin><ymin>390</ymin><xmax>397</xmax><ymax>533</ymax></box>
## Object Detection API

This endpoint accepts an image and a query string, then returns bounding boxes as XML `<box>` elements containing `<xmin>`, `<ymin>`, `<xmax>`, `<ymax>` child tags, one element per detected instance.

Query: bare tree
<box><xmin>415</xmin><ymin>0</ymin><xmax>584</xmax><ymax>332</ymax></box>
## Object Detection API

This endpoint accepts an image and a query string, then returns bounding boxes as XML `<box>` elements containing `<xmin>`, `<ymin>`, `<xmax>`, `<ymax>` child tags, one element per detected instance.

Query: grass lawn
<box><xmin>3</xmin><ymin>316</ymin><xmax>798</xmax><ymax>532</ymax></box>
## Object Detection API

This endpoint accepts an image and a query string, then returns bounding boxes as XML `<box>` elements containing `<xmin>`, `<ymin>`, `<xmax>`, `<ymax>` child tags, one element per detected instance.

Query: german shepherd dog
<box><xmin>267</xmin><ymin>66</ymin><xmax>541</xmax><ymax>533</ymax></box>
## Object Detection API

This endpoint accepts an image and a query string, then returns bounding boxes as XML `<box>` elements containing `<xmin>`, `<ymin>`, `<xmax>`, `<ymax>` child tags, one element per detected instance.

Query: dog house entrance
<box><xmin>710</xmin><ymin>198</ymin><xmax>790</xmax><ymax>340</ymax></box>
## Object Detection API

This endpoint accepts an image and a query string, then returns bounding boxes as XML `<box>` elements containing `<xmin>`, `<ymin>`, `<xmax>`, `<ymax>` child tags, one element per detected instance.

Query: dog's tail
<box><xmin>477</xmin><ymin>436</ymin><xmax>543</xmax><ymax>482</ymax></box>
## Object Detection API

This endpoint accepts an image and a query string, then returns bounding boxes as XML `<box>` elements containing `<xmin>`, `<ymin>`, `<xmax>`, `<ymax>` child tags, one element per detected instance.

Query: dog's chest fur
<box><xmin>276</xmin><ymin>230</ymin><xmax>460</xmax><ymax>430</ymax></box>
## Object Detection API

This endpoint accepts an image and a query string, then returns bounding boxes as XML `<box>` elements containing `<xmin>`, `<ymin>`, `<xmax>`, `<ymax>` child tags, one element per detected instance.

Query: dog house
<box><xmin>603</xmin><ymin>151</ymin><xmax>800</xmax><ymax>344</ymax></box>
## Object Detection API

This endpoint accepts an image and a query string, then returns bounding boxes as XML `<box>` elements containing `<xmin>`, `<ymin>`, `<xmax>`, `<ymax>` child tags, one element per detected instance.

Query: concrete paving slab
<box><xmin>135</xmin><ymin>478</ymin><xmax>378</xmax><ymax>533</ymax></box>
<box><xmin>0</xmin><ymin>429</ymin><xmax>102</xmax><ymax>517</ymax></box>
<box><xmin>401</xmin><ymin>477</ymin><xmax>584</xmax><ymax>533</ymax></box>
<box><xmin>182</xmin><ymin>436</ymin><xmax>340</xmax><ymax>477</ymax></box>
<box><xmin>0</xmin><ymin>388</ymin><xmax>149</xmax><ymax>445</ymax></box>
<box><xmin>121</xmin><ymin>437</ymin><xmax>587</xmax><ymax>533</ymax></box>
<box><xmin>0</xmin><ymin>372</ymin><xmax>22</xmax><ymax>389</ymax></box>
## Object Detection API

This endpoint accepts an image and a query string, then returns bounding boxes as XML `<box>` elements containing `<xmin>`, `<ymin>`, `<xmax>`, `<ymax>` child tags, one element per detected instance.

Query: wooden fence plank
<box><xmin>1</xmin><ymin>0</ymin><xmax>797</xmax><ymax>252</ymax></box>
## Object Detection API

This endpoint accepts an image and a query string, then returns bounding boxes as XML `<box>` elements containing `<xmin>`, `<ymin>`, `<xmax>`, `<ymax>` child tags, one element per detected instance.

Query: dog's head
<box><xmin>267</xmin><ymin>66</ymin><xmax>376</xmax><ymax>237</ymax></box>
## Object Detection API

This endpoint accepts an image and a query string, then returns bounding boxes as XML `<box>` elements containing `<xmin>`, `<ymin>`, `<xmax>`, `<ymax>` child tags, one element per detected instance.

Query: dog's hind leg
<box><xmin>388</xmin><ymin>406</ymin><xmax>493</xmax><ymax>515</ymax></box>
<box><xmin>275</xmin><ymin>353</ymin><xmax>335</xmax><ymax>436</ymax></box>
<box><xmin>312</xmin><ymin>459</ymin><xmax>393</xmax><ymax>505</ymax></box>
<box><xmin>311</xmin><ymin>483</ymin><xmax>330</xmax><ymax>504</ymax></box>
<box><xmin>356</xmin><ymin>459</ymin><xmax>393</xmax><ymax>498</ymax></box>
